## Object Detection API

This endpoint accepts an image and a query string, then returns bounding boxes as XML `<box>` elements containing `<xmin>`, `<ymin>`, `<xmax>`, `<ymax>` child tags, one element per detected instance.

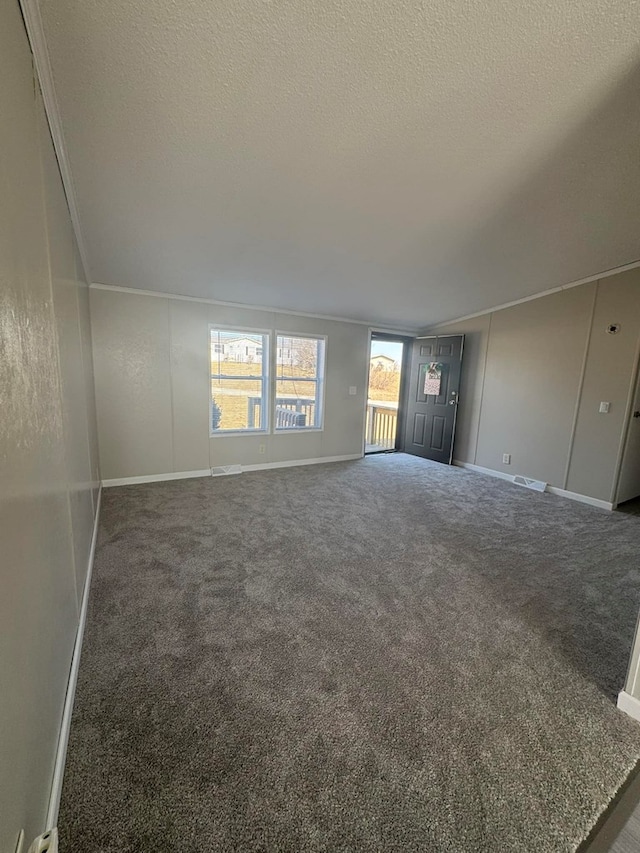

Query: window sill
<box><xmin>210</xmin><ymin>430</ymin><xmax>268</xmax><ymax>438</ymax></box>
<box><xmin>274</xmin><ymin>427</ymin><xmax>324</xmax><ymax>434</ymax></box>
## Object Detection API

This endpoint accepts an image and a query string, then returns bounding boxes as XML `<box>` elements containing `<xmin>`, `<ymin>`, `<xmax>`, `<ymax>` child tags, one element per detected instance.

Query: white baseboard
<box><xmin>102</xmin><ymin>456</ymin><xmax>363</xmax><ymax>487</ymax></box>
<box><xmin>242</xmin><ymin>453</ymin><xmax>362</xmax><ymax>472</ymax></box>
<box><xmin>46</xmin><ymin>485</ymin><xmax>102</xmax><ymax>830</ymax></box>
<box><xmin>618</xmin><ymin>691</ymin><xmax>640</xmax><ymax>723</ymax></box>
<box><xmin>546</xmin><ymin>485</ymin><xmax>614</xmax><ymax>511</ymax></box>
<box><xmin>103</xmin><ymin>469</ymin><xmax>211</xmax><ymax>487</ymax></box>
<box><xmin>453</xmin><ymin>460</ymin><xmax>514</xmax><ymax>483</ymax></box>
<box><xmin>453</xmin><ymin>461</ymin><xmax>614</xmax><ymax>510</ymax></box>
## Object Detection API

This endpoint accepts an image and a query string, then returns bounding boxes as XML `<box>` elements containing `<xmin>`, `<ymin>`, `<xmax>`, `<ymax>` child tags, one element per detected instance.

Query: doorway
<box><xmin>365</xmin><ymin>333</ymin><xmax>410</xmax><ymax>454</ymax></box>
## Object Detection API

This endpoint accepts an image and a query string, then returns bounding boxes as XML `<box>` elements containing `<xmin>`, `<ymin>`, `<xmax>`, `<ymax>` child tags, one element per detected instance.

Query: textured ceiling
<box><xmin>40</xmin><ymin>0</ymin><xmax>640</xmax><ymax>328</ymax></box>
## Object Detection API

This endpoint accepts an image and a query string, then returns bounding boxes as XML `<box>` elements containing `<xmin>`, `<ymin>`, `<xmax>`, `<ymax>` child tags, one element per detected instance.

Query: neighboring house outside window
<box><xmin>214</xmin><ymin>335</ymin><xmax>265</xmax><ymax>363</ymax></box>
<box><xmin>210</xmin><ymin>328</ymin><xmax>269</xmax><ymax>433</ymax></box>
<box><xmin>370</xmin><ymin>354</ymin><xmax>397</xmax><ymax>371</ymax></box>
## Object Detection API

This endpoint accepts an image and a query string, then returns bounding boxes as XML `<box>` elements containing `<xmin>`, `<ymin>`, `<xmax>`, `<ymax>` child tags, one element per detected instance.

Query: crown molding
<box><xmin>19</xmin><ymin>0</ymin><xmax>92</xmax><ymax>283</ymax></box>
<box><xmin>89</xmin><ymin>283</ymin><xmax>420</xmax><ymax>334</ymax></box>
<box><xmin>422</xmin><ymin>258</ymin><xmax>640</xmax><ymax>332</ymax></box>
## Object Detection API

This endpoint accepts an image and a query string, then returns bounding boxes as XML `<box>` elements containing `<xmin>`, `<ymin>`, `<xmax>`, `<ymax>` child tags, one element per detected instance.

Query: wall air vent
<box><xmin>211</xmin><ymin>464</ymin><xmax>242</xmax><ymax>477</ymax></box>
<box><xmin>513</xmin><ymin>475</ymin><xmax>547</xmax><ymax>492</ymax></box>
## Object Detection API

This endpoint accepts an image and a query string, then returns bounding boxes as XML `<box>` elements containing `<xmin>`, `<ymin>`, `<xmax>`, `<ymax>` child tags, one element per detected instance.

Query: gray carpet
<box><xmin>59</xmin><ymin>455</ymin><xmax>640</xmax><ymax>852</ymax></box>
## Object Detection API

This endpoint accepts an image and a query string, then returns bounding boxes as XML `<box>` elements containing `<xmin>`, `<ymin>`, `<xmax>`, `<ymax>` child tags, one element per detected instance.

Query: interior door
<box><xmin>617</xmin><ymin>366</ymin><xmax>640</xmax><ymax>504</ymax></box>
<box><xmin>403</xmin><ymin>335</ymin><xmax>464</xmax><ymax>464</ymax></box>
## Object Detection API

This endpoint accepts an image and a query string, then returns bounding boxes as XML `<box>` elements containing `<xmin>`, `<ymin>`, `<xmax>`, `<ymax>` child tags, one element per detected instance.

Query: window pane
<box><xmin>211</xmin><ymin>380</ymin><xmax>265</xmax><ymax>431</ymax></box>
<box><xmin>275</xmin><ymin>335</ymin><xmax>325</xmax><ymax>429</ymax></box>
<box><xmin>275</xmin><ymin>380</ymin><xmax>317</xmax><ymax>428</ymax></box>
<box><xmin>276</xmin><ymin>336</ymin><xmax>319</xmax><ymax>374</ymax></box>
<box><xmin>210</xmin><ymin>328</ymin><xmax>268</xmax><ymax>432</ymax></box>
<box><xmin>210</xmin><ymin>329</ymin><xmax>266</xmax><ymax>365</ymax></box>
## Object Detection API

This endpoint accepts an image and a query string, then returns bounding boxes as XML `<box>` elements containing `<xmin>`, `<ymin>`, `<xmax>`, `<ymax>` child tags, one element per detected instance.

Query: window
<box><xmin>210</xmin><ymin>328</ymin><xmax>269</xmax><ymax>433</ymax></box>
<box><xmin>275</xmin><ymin>335</ymin><xmax>325</xmax><ymax>430</ymax></box>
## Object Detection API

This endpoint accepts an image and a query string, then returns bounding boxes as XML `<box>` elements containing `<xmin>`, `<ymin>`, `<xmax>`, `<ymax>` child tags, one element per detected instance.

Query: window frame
<box><xmin>209</xmin><ymin>325</ymin><xmax>271</xmax><ymax>437</ymax></box>
<box><xmin>273</xmin><ymin>332</ymin><xmax>327</xmax><ymax>432</ymax></box>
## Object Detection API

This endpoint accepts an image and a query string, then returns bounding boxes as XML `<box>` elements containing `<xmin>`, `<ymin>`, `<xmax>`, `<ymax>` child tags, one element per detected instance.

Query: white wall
<box><xmin>90</xmin><ymin>288</ymin><xmax>371</xmax><ymax>481</ymax></box>
<box><xmin>0</xmin><ymin>4</ymin><xmax>100</xmax><ymax>850</ymax></box>
<box><xmin>430</xmin><ymin>270</ymin><xmax>640</xmax><ymax>504</ymax></box>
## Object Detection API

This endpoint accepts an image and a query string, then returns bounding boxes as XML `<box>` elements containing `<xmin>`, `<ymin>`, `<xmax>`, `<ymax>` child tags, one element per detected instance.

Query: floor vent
<box><xmin>513</xmin><ymin>475</ymin><xmax>547</xmax><ymax>492</ymax></box>
<box><xmin>211</xmin><ymin>464</ymin><xmax>242</xmax><ymax>477</ymax></box>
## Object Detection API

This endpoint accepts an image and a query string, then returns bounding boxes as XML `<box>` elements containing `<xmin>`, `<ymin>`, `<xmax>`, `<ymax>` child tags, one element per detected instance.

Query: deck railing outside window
<box><xmin>366</xmin><ymin>402</ymin><xmax>398</xmax><ymax>450</ymax></box>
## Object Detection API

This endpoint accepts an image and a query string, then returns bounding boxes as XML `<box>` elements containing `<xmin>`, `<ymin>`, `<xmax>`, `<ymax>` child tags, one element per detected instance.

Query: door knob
<box><xmin>634</xmin><ymin>411</ymin><xmax>640</xmax><ymax>418</ymax></box>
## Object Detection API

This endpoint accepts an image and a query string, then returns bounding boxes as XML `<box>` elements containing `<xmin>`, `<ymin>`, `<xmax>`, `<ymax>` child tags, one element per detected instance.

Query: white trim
<box><xmin>363</xmin><ymin>330</ymin><xmax>374</xmax><ymax>456</ymax></box>
<box><xmin>242</xmin><ymin>453</ymin><xmax>361</xmax><ymax>472</ymax></box>
<box><xmin>103</xmin><ymin>469</ymin><xmax>211</xmax><ymax>488</ymax></box>
<box><xmin>90</xmin><ymin>283</ymin><xmax>419</xmax><ymax>334</ymax></box>
<box><xmin>45</xmin><ymin>486</ymin><xmax>102</xmax><ymax>830</ymax></box>
<box><xmin>453</xmin><ymin>461</ymin><xmax>614</xmax><ymax>510</ymax></box>
<box><xmin>370</xmin><ymin>327</ymin><xmax>417</xmax><ymax>339</ymax></box>
<box><xmin>617</xmin><ymin>691</ymin><xmax>640</xmax><ymax>723</ymax></box>
<box><xmin>273</xmin><ymin>427</ymin><xmax>324</xmax><ymax>434</ymax></box>
<box><xmin>19</xmin><ymin>0</ymin><xmax>92</xmax><ymax>284</ymax></box>
<box><xmin>546</xmin><ymin>485</ymin><xmax>614</xmax><ymax>511</ymax></box>
<box><xmin>103</xmin><ymin>456</ymin><xmax>362</xmax><ymax>488</ymax></box>
<box><xmin>453</xmin><ymin>460</ymin><xmax>515</xmax><ymax>483</ymax></box>
<box><xmin>210</xmin><ymin>429</ymin><xmax>269</xmax><ymax>438</ymax></box>
<box><xmin>423</xmin><ymin>258</ymin><xmax>640</xmax><ymax>330</ymax></box>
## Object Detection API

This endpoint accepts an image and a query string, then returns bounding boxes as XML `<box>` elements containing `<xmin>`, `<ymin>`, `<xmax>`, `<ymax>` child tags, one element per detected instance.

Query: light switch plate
<box><xmin>599</xmin><ymin>402</ymin><xmax>611</xmax><ymax>414</ymax></box>
<box><xmin>348</xmin><ymin>386</ymin><xmax>357</xmax><ymax>395</ymax></box>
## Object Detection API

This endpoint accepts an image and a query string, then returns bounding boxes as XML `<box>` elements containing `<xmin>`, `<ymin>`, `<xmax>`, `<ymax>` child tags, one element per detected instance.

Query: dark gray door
<box><xmin>403</xmin><ymin>335</ymin><xmax>464</xmax><ymax>464</ymax></box>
